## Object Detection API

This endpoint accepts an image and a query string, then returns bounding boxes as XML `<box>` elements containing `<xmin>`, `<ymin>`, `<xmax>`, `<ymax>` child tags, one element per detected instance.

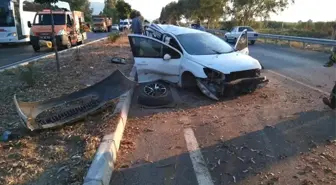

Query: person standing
<box><xmin>131</xmin><ymin>11</ymin><xmax>143</xmax><ymax>35</ymax></box>
<box><xmin>324</xmin><ymin>23</ymin><xmax>336</xmax><ymax>67</ymax></box>
<box><xmin>193</xmin><ymin>19</ymin><xmax>205</xmax><ymax>31</ymax></box>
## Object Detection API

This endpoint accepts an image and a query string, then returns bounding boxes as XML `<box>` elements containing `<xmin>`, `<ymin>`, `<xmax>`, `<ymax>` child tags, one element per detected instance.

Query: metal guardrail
<box><xmin>206</xmin><ymin>29</ymin><xmax>336</xmax><ymax>47</ymax></box>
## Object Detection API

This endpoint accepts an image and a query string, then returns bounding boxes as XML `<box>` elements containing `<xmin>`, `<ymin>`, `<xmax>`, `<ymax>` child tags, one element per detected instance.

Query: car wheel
<box><xmin>250</xmin><ymin>40</ymin><xmax>256</xmax><ymax>45</ymax></box>
<box><xmin>32</xmin><ymin>45</ymin><xmax>40</xmax><ymax>52</ymax></box>
<box><xmin>137</xmin><ymin>81</ymin><xmax>173</xmax><ymax>106</ymax></box>
<box><xmin>224</xmin><ymin>36</ymin><xmax>228</xmax><ymax>42</ymax></box>
<box><xmin>65</xmin><ymin>38</ymin><xmax>71</xmax><ymax>49</ymax></box>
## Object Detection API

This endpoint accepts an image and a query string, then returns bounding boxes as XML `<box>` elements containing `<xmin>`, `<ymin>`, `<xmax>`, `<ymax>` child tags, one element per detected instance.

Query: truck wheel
<box><xmin>32</xmin><ymin>45</ymin><xmax>40</xmax><ymax>52</ymax></box>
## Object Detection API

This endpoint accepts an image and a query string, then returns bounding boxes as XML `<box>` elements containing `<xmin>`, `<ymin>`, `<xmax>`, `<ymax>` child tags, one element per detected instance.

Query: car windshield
<box><xmin>238</xmin><ymin>26</ymin><xmax>254</xmax><ymax>32</ymax></box>
<box><xmin>176</xmin><ymin>33</ymin><xmax>234</xmax><ymax>55</ymax></box>
<box><xmin>33</xmin><ymin>14</ymin><xmax>66</xmax><ymax>25</ymax></box>
<box><xmin>0</xmin><ymin>1</ymin><xmax>15</xmax><ymax>27</ymax></box>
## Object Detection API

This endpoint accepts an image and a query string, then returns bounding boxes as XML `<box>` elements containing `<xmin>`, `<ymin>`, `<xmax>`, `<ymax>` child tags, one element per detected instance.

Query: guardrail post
<box><xmin>303</xmin><ymin>42</ymin><xmax>306</xmax><ymax>49</ymax></box>
<box><xmin>288</xmin><ymin>40</ymin><xmax>291</xmax><ymax>47</ymax></box>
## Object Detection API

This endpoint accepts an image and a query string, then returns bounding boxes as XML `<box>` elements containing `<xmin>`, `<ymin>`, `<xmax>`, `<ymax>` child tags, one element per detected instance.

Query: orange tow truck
<box><xmin>28</xmin><ymin>9</ymin><xmax>87</xmax><ymax>52</ymax></box>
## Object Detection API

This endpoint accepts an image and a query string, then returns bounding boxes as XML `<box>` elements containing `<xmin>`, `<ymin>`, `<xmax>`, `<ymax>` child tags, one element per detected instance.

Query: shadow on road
<box><xmin>111</xmin><ymin>109</ymin><xmax>336</xmax><ymax>185</ymax></box>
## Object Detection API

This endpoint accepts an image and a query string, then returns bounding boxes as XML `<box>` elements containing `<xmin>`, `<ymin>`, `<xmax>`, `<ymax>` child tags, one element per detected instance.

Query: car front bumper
<box><xmin>196</xmin><ymin>76</ymin><xmax>269</xmax><ymax>100</ymax></box>
<box><xmin>30</xmin><ymin>35</ymin><xmax>67</xmax><ymax>48</ymax></box>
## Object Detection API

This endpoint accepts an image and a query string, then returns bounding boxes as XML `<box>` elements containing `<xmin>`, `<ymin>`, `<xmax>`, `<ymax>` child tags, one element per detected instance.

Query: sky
<box><xmin>90</xmin><ymin>0</ymin><xmax>334</xmax><ymax>22</ymax></box>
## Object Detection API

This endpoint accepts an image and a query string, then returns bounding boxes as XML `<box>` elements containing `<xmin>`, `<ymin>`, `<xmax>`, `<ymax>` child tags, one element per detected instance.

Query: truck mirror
<box><xmin>28</xmin><ymin>21</ymin><xmax>32</xmax><ymax>28</ymax></box>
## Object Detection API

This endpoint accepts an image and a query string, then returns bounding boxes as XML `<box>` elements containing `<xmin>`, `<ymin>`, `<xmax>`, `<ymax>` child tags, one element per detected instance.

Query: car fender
<box><xmin>180</xmin><ymin>57</ymin><xmax>207</xmax><ymax>84</ymax></box>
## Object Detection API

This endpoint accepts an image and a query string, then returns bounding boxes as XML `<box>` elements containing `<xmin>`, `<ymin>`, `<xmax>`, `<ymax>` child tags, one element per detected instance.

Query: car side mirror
<box><xmin>28</xmin><ymin>21</ymin><xmax>31</xmax><ymax>28</ymax></box>
<box><xmin>163</xmin><ymin>54</ymin><xmax>171</xmax><ymax>61</ymax></box>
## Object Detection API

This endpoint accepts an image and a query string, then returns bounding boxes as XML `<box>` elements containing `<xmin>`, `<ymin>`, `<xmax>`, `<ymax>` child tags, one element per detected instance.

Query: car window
<box><xmin>163</xmin><ymin>35</ymin><xmax>183</xmax><ymax>53</ymax></box>
<box><xmin>230</xmin><ymin>27</ymin><xmax>236</xmax><ymax>32</ymax></box>
<box><xmin>176</xmin><ymin>33</ymin><xmax>234</xmax><ymax>55</ymax></box>
<box><xmin>130</xmin><ymin>36</ymin><xmax>181</xmax><ymax>59</ymax></box>
<box><xmin>238</xmin><ymin>26</ymin><xmax>254</xmax><ymax>32</ymax></box>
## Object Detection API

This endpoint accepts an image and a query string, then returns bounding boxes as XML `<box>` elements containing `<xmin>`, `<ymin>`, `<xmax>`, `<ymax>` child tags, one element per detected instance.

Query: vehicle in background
<box><xmin>224</xmin><ymin>26</ymin><xmax>259</xmax><ymax>45</ymax></box>
<box><xmin>119</xmin><ymin>19</ymin><xmax>131</xmax><ymax>31</ymax></box>
<box><xmin>0</xmin><ymin>0</ymin><xmax>70</xmax><ymax>44</ymax></box>
<box><xmin>111</xmin><ymin>24</ymin><xmax>119</xmax><ymax>30</ymax></box>
<box><xmin>92</xmin><ymin>15</ymin><xmax>112</xmax><ymax>32</ymax></box>
<box><xmin>28</xmin><ymin>9</ymin><xmax>87</xmax><ymax>52</ymax></box>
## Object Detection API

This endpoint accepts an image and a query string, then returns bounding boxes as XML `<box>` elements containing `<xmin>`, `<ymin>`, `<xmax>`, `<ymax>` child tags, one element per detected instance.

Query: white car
<box><xmin>128</xmin><ymin>24</ymin><xmax>268</xmax><ymax>100</ymax></box>
<box><xmin>224</xmin><ymin>26</ymin><xmax>259</xmax><ymax>45</ymax></box>
<box><xmin>111</xmin><ymin>24</ymin><xmax>119</xmax><ymax>30</ymax></box>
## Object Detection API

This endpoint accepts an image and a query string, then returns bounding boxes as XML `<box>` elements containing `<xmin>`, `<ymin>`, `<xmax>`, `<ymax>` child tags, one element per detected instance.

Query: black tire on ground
<box><xmin>250</xmin><ymin>40</ymin><xmax>256</xmax><ymax>45</ymax></box>
<box><xmin>137</xmin><ymin>81</ymin><xmax>173</xmax><ymax>107</ymax></box>
<box><xmin>32</xmin><ymin>45</ymin><xmax>40</xmax><ymax>52</ymax></box>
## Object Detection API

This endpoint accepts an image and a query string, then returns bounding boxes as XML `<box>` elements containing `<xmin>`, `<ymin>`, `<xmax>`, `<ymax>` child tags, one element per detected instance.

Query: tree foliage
<box><xmin>115</xmin><ymin>0</ymin><xmax>132</xmax><ymax>20</ymax></box>
<box><xmin>160</xmin><ymin>0</ymin><xmax>294</xmax><ymax>28</ymax></box>
<box><xmin>63</xmin><ymin>0</ymin><xmax>93</xmax><ymax>22</ymax></box>
<box><xmin>103</xmin><ymin>0</ymin><xmax>117</xmax><ymax>18</ymax></box>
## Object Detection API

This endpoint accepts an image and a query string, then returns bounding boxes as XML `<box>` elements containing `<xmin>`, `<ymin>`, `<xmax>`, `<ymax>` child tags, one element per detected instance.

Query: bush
<box><xmin>108</xmin><ymin>33</ymin><xmax>121</xmax><ymax>43</ymax></box>
<box><xmin>17</xmin><ymin>63</ymin><xmax>36</xmax><ymax>87</ymax></box>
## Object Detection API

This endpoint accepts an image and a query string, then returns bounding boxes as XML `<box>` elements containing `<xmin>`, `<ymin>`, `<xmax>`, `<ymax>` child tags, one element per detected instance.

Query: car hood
<box><xmin>187</xmin><ymin>52</ymin><xmax>261</xmax><ymax>74</ymax></box>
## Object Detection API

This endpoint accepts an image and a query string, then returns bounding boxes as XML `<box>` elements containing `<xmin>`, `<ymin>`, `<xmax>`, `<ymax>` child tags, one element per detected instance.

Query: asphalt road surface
<box><xmin>0</xmin><ymin>32</ymin><xmax>110</xmax><ymax>69</ymax></box>
<box><xmin>110</xmin><ymin>42</ymin><xmax>336</xmax><ymax>185</ymax></box>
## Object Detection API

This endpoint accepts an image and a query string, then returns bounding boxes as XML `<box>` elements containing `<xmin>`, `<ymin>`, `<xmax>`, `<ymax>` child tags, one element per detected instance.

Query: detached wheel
<box><xmin>250</xmin><ymin>40</ymin><xmax>256</xmax><ymax>45</ymax></box>
<box><xmin>137</xmin><ymin>81</ymin><xmax>173</xmax><ymax>106</ymax></box>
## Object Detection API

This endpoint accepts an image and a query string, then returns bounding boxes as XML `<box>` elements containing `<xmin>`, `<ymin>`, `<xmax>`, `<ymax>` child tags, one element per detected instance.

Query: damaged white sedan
<box><xmin>128</xmin><ymin>24</ymin><xmax>268</xmax><ymax>100</ymax></box>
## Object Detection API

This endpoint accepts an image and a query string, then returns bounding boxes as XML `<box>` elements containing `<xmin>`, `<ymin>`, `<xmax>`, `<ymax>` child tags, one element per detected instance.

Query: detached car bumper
<box><xmin>224</xmin><ymin>76</ymin><xmax>268</xmax><ymax>88</ymax></box>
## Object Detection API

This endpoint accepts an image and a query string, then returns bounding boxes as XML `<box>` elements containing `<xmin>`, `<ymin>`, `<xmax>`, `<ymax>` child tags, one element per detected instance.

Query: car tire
<box><xmin>250</xmin><ymin>40</ymin><xmax>256</xmax><ymax>45</ymax></box>
<box><xmin>65</xmin><ymin>38</ymin><xmax>71</xmax><ymax>49</ymax></box>
<box><xmin>224</xmin><ymin>36</ymin><xmax>228</xmax><ymax>42</ymax></box>
<box><xmin>137</xmin><ymin>81</ymin><xmax>173</xmax><ymax>107</ymax></box>
<box><xmin>32</xmin><ymin>45</ymin><xmax>40</xmax><ymax>52</ymax></box>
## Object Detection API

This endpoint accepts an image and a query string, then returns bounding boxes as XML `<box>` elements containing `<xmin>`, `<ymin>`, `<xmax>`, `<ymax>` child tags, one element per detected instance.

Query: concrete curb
<box><xmin>83</xmin><ymin>66</ymin><xmax>136</xmax><ymax>185</ymax></box>
<box><xmin>0</xmin><ymin>36</ymin><xmax>108</xmax><ymax>72</ymax></box>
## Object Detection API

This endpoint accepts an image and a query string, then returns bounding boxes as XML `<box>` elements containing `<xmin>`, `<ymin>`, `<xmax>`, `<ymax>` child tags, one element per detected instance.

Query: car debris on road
<box><xmin>14</xmin><ymin>70</ymin><xmax>136</xmax><ymax>131</ymax></box>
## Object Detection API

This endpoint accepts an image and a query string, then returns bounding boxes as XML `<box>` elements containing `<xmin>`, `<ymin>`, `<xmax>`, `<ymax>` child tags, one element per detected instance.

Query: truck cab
<box><xmin>92</xmin><ymin>15</ymin><xmax>112</xmax><ymax>32</ymax></box>
<box><xmin>28</xmin><ymin>9</ymin><xmax>87</xmax><ymax>52</ymax></box>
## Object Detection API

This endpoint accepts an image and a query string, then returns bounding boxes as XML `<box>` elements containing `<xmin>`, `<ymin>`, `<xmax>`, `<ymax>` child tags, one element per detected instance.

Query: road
<box><xmin>110</xmin><ymin>43</ymin><xmax>336</xmax><ymax>185</ymax></box>
<box><xmin>0</xmin><ymin>32</ymin><xmax>110</xmax><ymax>69</ymax></box>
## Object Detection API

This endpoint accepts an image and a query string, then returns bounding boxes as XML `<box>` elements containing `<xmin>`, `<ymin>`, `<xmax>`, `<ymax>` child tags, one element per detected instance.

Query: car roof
<box><xmin>149</xmin><ymin>24</ymin><xmax>204</xmax><ymax>36</ymax></box>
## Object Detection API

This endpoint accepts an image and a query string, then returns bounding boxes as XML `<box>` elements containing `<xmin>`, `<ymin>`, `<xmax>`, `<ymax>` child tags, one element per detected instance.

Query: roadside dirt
<box><xmin>0</xmin><ymin>36</ymin><xmax>133</xmax><ymax>185</ymax></box>
<box><xmin>111</xmin><ymin>71</ymin><xmax>335</xmax><ymax>185</ymax></box>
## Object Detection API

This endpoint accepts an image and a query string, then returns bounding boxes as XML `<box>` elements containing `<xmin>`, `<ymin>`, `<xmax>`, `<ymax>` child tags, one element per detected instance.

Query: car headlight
<box><xmin>57</xmin><ymin>29</ymin><xmax>65</xmax><ymax>35</ymax></box>
<box><xmin>7</xmin><ymin>32</ymin><xmax>17</xmax><ymax>37</ymax></box>
<box><xmin>203</xmin><ymin>68</ymin><xmax>224</xmax><ymax>80</ymax></box>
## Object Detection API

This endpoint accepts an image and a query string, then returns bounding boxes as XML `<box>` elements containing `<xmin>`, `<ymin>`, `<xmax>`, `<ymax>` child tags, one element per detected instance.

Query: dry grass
<box><xmin>0</xmin><ymin>36</ymin><xmax>133</xmax><ymax>185</ymax></box>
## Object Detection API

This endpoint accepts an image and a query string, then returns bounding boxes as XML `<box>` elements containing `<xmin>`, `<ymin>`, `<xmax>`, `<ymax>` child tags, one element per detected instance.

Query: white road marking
<box><xmin>268</xmin><ymin>69</ymin><xmax>329</xmax><ymax>96</ymax></box>
<box><xmin>184</xmin><ymin>128</ymin><xmax>214</xmax><ymax>185</ymax></box>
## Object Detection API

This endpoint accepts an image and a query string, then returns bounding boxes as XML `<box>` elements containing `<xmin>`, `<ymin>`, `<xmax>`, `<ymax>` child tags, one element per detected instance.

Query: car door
<box><xmin>128</xmin><ymin>34</ymin><xmax>183</xmax><ymax>83</ymax></box>
<box><xmin>234</xmin><ymin>29</ymin><xmax>249</xmax><ymax>55</ymax></box>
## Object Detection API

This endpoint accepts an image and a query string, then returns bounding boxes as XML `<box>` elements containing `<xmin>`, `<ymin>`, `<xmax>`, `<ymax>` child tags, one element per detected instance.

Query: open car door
<box><xmin>234</xmin><ymin>29</ymin><xmax>249</xmax><ymax>55</ymax></box>
<box><xmin>128</xmin><ymin>34</ymin><xmax>183</xmax><ymax>83</ymax></box>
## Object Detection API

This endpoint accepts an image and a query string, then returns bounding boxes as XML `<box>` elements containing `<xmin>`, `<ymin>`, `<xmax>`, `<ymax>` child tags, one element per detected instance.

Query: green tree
<box><xmin>34</xmin><ymin>0</ymin><xmax>61</xmax><ymax>73</ymax></box>
<box><xmin>64</xmin><ymin>0</ymin><xmax>93</xmax><ymax>22</ymax></box>
<box><xmin>103</xmin><ymin>0</ymin><xmax>117</xmax><ymax>20</ymax></box>
<box><xmin>115</xmin><ymin>0</ymin><xmax>131</xmax><ymax>19</ymax></box>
